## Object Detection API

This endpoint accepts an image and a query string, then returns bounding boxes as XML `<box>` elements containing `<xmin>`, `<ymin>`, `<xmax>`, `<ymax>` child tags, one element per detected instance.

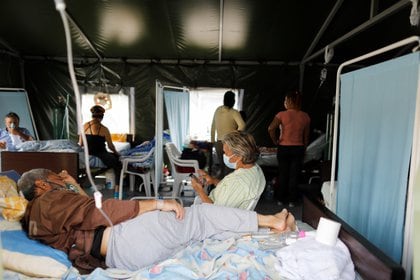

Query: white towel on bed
<box><xmin>274</xmin><ymin>235</ymin><xmax>355</xmax><ymax>280</ymax></box>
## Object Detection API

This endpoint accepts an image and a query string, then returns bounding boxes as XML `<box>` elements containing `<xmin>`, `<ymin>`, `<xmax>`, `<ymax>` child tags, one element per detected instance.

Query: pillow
<box><xmin>0</xmin><ymin>176</ymin><xmax>28</xmax><ymax>221</ymax></box>
<box><xmin>0</xmin><ymin>197</ymin><xmax>27</xmax><ymax>222</ymax></box>
<box><xmin>111</xmin><ymin>133</ymin><xmax>128</xmax><ymax>142</ymax></box>
<box><xmin>1</xmin><ymin>229</ymin><xmax>72</xmax><ymax>278</ymax></box>
<box><xmin>0</xmin><ymin>176</ymin><xmax>18</xmax><ymax>197</ymax></box>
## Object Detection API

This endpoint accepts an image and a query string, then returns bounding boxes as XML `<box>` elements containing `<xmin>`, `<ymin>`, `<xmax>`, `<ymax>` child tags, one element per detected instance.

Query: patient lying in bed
<box><xmin>17</xmin><ymin>168</ymin><xmax>296</xmax><ymax>273</ymax></box>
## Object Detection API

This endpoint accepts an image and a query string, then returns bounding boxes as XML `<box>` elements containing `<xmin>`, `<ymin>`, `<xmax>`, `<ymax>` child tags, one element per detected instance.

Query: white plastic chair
<box><xmin>165</xmin><ymin>142</ymin><xmax>200</xmax><ymax>198</ymax></box>
<box><xmin>246</xmin><ymin>194</ymin><xmax>261</xmax><ymax>210</ymax></box>
<box><xmin>118</xmin><ymin>147</ymin><xmax>155</xmax><ymax>200</ymax></box>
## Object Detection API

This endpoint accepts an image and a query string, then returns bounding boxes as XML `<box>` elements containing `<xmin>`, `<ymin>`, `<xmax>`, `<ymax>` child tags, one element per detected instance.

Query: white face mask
<box><xmin>223</xmin><ymin>154</ymin><xmax>237</xmax><ymax>169</ymax></box>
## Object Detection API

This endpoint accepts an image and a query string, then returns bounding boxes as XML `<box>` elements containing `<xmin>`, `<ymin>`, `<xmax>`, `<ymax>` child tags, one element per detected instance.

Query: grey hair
<box><xmin>17</xmin><ymin>168</ymin><xmax>52</xmax><ymax>201</ymax></box>
<box><xmin>222</xmin><ymin>131</ymin><xmax>259</xmax><ymax>164</ymax></box>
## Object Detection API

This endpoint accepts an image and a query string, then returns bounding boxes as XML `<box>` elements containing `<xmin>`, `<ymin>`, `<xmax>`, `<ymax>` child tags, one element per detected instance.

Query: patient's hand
<box><xmin>0</xmin><ymin>141</ymin><xmax>6</xmax><ymax>149</ymax></box>
<box><xmin>58</xmin><ymin>170</ymin><xmax>78</xmax><ymax>185</ymax></box>
<box><xmin>190</xmin><ymin>176</ymin><xmax>203</xmax><ymax>192</ymax></box>
<box><xmin>198</xmin><ymin>169</ymin><xmax>219</xmax><ymax>186</ymax></box>
<box><xmin>160</xmin><ymin>200</ymin><xmax>185</xmax><ymax>220</ymax></box>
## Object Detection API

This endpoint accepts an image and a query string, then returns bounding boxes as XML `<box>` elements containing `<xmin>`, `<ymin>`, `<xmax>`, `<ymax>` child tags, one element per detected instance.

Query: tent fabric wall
<box><xmin>337</xmin><ymin>53</ymin><xmax>419</xmax><ymax>262</ymax></box>
<box><xmin>17</xmin><ymin>60</ymin><xmax>313</xmax><ymax>146</ymax></box>
<box><xmin>0</xmin><ymin>54</ymin><xmax>22</xmax><ymax>87</ymax></box>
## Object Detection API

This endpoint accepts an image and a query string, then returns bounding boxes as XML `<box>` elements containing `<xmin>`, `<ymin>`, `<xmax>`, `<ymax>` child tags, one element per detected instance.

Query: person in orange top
<box><xmin>268</xmin><ymin>91</ymin><xmax>310</xmax><ymax>207</ymax></box>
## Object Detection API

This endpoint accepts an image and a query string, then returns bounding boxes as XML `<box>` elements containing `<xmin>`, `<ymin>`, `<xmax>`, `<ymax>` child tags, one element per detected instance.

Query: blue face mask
<box><xmin>223</xmin><ymin>154</ymin><xmax>237</xmax><ymax>169</ymax></box>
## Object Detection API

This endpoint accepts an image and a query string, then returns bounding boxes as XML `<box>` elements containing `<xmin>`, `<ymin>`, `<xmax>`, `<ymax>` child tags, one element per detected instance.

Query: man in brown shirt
<box><xmin>18</xmin><ymin>168</ymin><xmax>295</xmax><ymax>273</ymax></box>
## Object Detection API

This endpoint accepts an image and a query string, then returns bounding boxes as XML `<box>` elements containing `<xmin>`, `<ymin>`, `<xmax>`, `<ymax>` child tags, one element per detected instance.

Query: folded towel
<box><xmin>274</xmin><ymin>235</ymin><xmax>355</xmax><ymax>280</ymax></box>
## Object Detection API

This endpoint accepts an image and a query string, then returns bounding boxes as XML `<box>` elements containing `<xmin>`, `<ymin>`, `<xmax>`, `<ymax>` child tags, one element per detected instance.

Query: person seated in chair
<box><xmin>191</xmin><ymin>131</ymin><xmax>265</xmax><ymax>209</ymax></box>
<box><xmin>79</xmin><ymin>105</ymin><xmax>122</xmax><ymax>189</ymax></box>
<box><xmin>18</xmin><ymin>168</ymin><xmax>296</xmax><ymax>273</ymax></box>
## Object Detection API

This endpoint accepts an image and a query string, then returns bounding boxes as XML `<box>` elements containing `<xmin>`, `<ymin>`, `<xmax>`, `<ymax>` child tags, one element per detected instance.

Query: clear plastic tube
<box><xmin>54</xmin><ymin>0</ymin><xmax>113</xmax><ymax>227</ymax></box>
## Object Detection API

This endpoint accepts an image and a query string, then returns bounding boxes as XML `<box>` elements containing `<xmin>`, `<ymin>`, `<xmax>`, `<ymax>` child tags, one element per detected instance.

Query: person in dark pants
<box><xmin>268</xmin><ymin>91</ymin><xmax>310</xmax><ymax>207</ymax></box>
<box><xmin>79</xmin><ymin>105</ymin><xmax>122</xmax><ymax>189</ymax></box>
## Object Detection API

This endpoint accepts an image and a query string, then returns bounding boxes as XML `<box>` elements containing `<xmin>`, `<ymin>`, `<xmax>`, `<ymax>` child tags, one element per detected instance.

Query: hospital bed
<box><xmin>257</xmin><ymin>133</ymin><xmax>328</xmax><ymax>168</ymax></box>
<box><xmin>0</xmin><ymin>168</ymin><xmax>404</xmax><ymax>280</ymax></box>
<box><xmin>0</xmin><ymin>139</ymin><xmax>131</xmax><ymax>184</ymax></box>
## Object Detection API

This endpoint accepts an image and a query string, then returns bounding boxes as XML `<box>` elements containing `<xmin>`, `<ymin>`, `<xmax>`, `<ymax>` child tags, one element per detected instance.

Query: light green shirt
<box><xmin>209</xmin><ymin>165</ymin><xmax>266</xmax><ymax>209</ymax></box>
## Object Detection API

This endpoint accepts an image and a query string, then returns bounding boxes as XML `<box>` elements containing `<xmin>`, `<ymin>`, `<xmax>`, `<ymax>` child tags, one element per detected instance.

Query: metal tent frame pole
<box><xmin>303</xmin><ymin>0</ymin><xmax>410</xmax><ymax>64</ymax></box>
<box><xmin>149</xmin><ymin>81</ymin><xmax>188</xmax><ymax>204</ymax></box>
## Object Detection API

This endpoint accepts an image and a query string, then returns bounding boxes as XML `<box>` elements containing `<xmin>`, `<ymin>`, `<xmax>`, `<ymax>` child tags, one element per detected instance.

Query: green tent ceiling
<box><xmin>1</xmin><ymin>0</ymin><xmax>420</xmax><ymax>144</ymax></box>
<box><xmin>1</xmin><ymin>0</ymin><xmax>418</xmax><ymax>65</ymax></box>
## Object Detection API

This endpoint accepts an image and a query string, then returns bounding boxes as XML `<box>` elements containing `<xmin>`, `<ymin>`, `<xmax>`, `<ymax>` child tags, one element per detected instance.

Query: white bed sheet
<box><xmin>257</xmin><ymin>133</ymin><xmax>327</xmax><ymax>167</ymax></box>
<box><xmin>10</xmin><ymin>139</ymin><xmax>132</xmax><ymax>169</ymax></box>
<box><xmin>1</xmin><ymin>216</ymin><xmax>356</xmax><ymax>280</ymax></box>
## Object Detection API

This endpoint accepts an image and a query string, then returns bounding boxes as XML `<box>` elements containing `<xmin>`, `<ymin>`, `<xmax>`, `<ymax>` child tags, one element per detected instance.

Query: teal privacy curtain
<box><xmin>337</xmin><ymin>52</ymin><xmax>419</xmax><ymax>262</ymax></box>
<box><xmin>164</xmin><ymin>90</ymin><xmax>189</xmax><ymax>150</ymax></box>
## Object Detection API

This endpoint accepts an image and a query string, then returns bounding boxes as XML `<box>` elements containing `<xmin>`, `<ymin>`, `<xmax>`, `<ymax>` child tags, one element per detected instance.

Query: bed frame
<box><xmin>302</xmin><ymin>195</ymin><xmax>405</xmax><ymax>280</ymax></box>
<box><xmin>0</xmin><ymin>151</ymin><xmax>79</xmax><ymax>179</ymax></box>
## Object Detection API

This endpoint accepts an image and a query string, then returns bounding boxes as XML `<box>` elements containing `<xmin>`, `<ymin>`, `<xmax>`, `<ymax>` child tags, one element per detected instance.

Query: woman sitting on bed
<box><xmin>191</xmin><ymin>131</ymin><xmax>265</xmax><ymax>209</ymax></box>
<box><xmin>18</xmin><ymin>168</ymin><xmax>296</xmax><ymax>273</ymax></box>
<box><xmin>79</xmin><ymin>105</ymin><xmax>122</xmax><ymax>189</ymax></box>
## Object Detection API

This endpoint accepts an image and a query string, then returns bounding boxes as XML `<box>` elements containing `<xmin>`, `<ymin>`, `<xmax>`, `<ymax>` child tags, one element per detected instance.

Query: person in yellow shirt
<box><xmin>211</xmin><ymin>91</ymin><xmax>245</xmax><ymax>178</ymax></box>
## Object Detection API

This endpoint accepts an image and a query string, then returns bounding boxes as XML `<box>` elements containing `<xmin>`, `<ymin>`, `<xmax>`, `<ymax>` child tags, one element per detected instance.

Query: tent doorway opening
<box><xmin>81</xmin><ymin>88</ymin><xmax>135</xmax><ymax>135</ymax></box>
<box><xmin>189</xmin><ymin>87</ymin><xmax>243</xmax><ymax>141</ymax></box>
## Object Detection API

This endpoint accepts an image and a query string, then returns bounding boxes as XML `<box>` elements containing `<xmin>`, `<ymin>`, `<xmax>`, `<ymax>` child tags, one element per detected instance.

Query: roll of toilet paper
<box><xmin>315</xmin><ymin>217</ymin><xmax>341</xmax><ymax>246</ymax></box>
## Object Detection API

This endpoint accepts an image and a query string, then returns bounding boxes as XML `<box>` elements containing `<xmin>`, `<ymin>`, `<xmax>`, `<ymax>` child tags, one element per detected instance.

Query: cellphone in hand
<box><xmin>189</xmin><ymin>173</ymin><xmax>198</xmax><ymax>180</ymax></box>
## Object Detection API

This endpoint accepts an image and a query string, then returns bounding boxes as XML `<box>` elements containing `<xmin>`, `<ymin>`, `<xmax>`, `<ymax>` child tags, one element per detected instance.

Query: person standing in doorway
<box><xmin>268</xmin><ymin>91</ymin><xmax>310</xmax><ymax>207</ymax></box>
<box><xmin>211</xmin><ymin>91</ymin><xmax>245</xmax><ymax>178</ymax></box>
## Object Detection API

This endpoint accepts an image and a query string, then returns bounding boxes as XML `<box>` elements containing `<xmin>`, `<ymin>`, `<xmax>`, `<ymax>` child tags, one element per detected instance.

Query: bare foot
<box><xmin>257</xmin><ymin>209</ymin><xmax>296</xmax><ymax>233</ymax></box>
<box><xmin>286</xmin><ymin>212</ymin><xmax>296</xmax><ymax>231</ymax></box>
<box><xmin>272</xmin><ymin>209</ymin><xmax>297</xmax><ymax>232</ymax></box>
<box><xmin>274</xmin><ymin>208</ymin><xmax>288</xmax><ymax>220</ymax></box>
<box><xmin>269</xmin><ymin>209</ymin><xmax>288</xmax><ymax>232</ymax></box>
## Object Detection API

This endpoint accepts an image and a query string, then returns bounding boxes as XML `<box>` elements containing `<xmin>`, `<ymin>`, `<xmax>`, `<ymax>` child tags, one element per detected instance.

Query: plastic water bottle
<box><xmin>114</xmin><ymin>189</ymin><xmax>119</xmax><ymax>199</ymax></box>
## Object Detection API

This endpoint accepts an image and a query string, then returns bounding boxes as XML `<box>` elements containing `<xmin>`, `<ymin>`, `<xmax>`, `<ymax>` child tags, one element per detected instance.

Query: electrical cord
<box><xmin>54</xmin><ymin>0</ymin><xmax>113</xmax><ymax>227</ymax></box>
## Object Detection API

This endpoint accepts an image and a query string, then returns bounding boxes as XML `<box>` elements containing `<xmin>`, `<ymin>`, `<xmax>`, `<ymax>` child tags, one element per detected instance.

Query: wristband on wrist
<box><xmin>156</xmin><ymin>199</ymin><xmax>164</xmax><ymax>210</ymax></box>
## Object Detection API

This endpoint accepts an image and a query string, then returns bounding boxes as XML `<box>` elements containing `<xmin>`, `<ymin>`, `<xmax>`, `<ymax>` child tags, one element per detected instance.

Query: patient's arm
<box><xmin>137</xmin><ymin>199</ymin><xmax>184</xmax><ymax>220</ymax></box>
